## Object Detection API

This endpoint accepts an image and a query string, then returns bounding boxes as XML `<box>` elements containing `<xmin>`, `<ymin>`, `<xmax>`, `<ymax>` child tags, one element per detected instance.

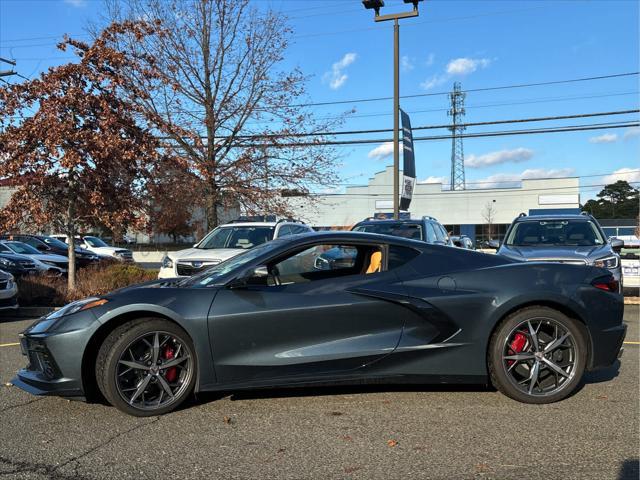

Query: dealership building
<box><xmin>294</xmin><ymin>166</ymin><xmax>581</xmax><ymax>244</ymax></box>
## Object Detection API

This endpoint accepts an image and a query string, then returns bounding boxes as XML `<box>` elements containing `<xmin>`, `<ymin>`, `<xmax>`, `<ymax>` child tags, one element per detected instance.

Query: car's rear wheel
<box><xmin>96</xmin><ymin>318</ymin><xmax>196</xmax><ymax>416</ymax></box>
<box><xmin>488</xmin><ymin>306</ymin><xmax>587</xmax><ymax>404</ymax></box>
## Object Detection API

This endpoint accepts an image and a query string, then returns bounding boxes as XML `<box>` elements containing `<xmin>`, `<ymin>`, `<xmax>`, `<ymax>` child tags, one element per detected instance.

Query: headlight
<box><xmin>161</xmin><ymin>255</ymin><xmax>174</xmax><ymax>269</ymax></box>
<box><xmin>0</xmin><ymin>258</ymin><xmax>16</xmax><ymax>267</ymax></box>
<box><xmin>46</xmin><ymin>297</ymin><xmax>109</xmax><ymax>320</ymax></box>
<box><xmin>593</xmin><ymin>255</ymin><xmax>619</xmax><ymax>269</ymax></box>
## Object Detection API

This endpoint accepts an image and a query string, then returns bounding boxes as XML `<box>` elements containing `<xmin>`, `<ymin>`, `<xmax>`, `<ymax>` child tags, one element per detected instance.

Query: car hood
<box><xmin>167</xmin><ymin>247</ymin><xmax>245</xmax><ymax>262</ymax></box>
<box><xmin>0</xmin><ymin>252</ymin><xmax>32</xmax><ymax>261</ymax></box>
<box><xmin>32</xmin><ymin>254</ymin><xmax>69</xmax><ymax>263</ymax></box>
<box><xmin>499</xmin><ymin>244</ymin><xmax>612</xmax><ymax>262</ymax></box>
<box><xmin>88</xmin><ymin>246</ymin><xmax>130</xmax><ymax>255</ymax></box>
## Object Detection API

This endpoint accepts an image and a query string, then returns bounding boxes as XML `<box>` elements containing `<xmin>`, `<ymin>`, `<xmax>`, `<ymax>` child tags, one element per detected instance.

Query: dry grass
<box><xmin>17</xmin><ymin>263</ymin><xmax>158</xmax><ymax>306</ymax></box>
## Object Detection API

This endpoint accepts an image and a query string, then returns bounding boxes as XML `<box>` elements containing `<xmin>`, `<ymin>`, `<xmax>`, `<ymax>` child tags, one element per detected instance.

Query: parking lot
<box><xmin>0</xmin><ymin>306</ymin><xmax>638</xmax><ymax>480</ymax></box>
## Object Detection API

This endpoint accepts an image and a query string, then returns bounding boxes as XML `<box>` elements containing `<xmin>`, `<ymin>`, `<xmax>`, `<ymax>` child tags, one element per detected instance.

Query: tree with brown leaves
<box><xmin>0</xmin><ymin>22</ymin><xmax>160</xmax><ymax>290</ymax></box>
<box><xmin>104</xmin><ymin>0</ymin><xmax>341</xmax><ymax>229</ymax></box>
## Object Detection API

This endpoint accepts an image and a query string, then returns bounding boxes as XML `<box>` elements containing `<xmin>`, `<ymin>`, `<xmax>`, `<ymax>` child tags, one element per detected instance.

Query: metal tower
<box><xmin>448</xmin><ymin>82</ymin><xmax>466</xmax><ymax>190</ymax></box>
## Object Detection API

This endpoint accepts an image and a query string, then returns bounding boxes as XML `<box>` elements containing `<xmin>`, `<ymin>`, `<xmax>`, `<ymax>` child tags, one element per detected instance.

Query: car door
<box><xmin>208</xmin><ymin>241</ymin><xmax>410</xmax><ymax>384</ymax></box>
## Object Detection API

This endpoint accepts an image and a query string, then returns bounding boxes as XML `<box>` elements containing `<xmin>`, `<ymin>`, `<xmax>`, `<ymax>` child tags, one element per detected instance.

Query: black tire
<box><xmin>96</xmin><ymin>318</ymin><xmax>197</xmax><ymax>416</ymax></box>
<box><xmin>488</xmin><ymin>306</ymin><xmax>587</xmax><ymax>404</ymax></box>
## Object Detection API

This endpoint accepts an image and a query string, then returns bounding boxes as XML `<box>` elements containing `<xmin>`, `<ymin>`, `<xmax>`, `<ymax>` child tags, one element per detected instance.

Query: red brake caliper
<box><xmin>507</xmin><ymin>332</ymin><xmax>527</xmax><ymax>366</ymax></box>
<box><xmin>162</xmin><ymin>345</ymin><xmax>178</xmax><ymax>383</ymax></box>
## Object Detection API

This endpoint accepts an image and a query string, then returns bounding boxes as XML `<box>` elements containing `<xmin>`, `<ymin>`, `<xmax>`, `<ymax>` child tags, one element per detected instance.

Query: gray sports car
<box><xmin>13</xmin><ymin>232</ymin><xmax>625</xmax><ymax>416</ymax></box>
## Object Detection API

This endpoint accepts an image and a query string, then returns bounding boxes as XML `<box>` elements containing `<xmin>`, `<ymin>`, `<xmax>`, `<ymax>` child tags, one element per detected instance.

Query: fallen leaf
<box><xmin>475</xmin><ymin>463</ymin><xmax>491</xmax><ymax>473</ymax></box>
<box><xmin>344</xmin><ymin>466</ymin><xmax>361</xmax><ymax>474</ymax></box>
<box><xmin>277</xmin><ymin>447</ymin><xmax>286</xmax><ymax>454</ymax></box>
<box><xmin>596</xmin><ymin>395</ymin><xmax>608</xmax><ymax>400</ymax></box>
<box><xmin>387</xmin><ymin>439</ymin><xmax>398</xmax><ymax>448</ymax></box>
<box><xmin>341</xmin><ymin>435</ymin><xmax>353</xmax><ymax>442</ymax></box>
<box><xmin>328</xmin><ymin>411</ymin><xmax>343</xmax><ymax>416</ymax></box>
<box><xmin>223</xmin><ymin>416</ymin><xmax>233</xmax><ymax>424</ymax></box>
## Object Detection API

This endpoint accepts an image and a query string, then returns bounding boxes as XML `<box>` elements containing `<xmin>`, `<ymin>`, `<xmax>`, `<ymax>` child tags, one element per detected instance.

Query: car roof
<box><xmin>285</xmin><ymin>230</ymin><xmax>429</xmax><ymax>248</ymax></box>
<box><xmin>516</xmin><ymin>214</ymin><xmax>593</xmax><ymax>222</ymax></box>
<box><xmin>355</xmin><ymin>219</ymin><xmax>424</xmax><ymax>225</ymax></box>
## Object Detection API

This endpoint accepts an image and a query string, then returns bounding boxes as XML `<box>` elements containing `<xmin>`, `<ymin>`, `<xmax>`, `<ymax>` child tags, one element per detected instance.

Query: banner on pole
<box><xmin>400</xmin><ymin>109</ymin><xmax>416</xmax><ymax>211</ymax></box>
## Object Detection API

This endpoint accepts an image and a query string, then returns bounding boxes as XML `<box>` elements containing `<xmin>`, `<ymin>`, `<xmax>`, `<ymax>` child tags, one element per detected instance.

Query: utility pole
<box><xmin>362</xmin><ymin>0</ymin><xmax>423</xmax><ymax>219</ymax></box>
<box><xmin>0</xmin><ymin>57</ymin><xmax>17</xmax><ymax>79</ymax></box>
<box><xmin>448</xmin><ymin>82</ymin><xmax>466</xmax><ymax>191</ymax></box>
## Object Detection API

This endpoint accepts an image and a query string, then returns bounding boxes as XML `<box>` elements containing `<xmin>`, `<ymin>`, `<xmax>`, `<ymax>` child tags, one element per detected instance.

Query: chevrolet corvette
<box><xmin>13</xmin><ymin>232</ymin><xmax>625</xmax><ymax>416</ymax></box>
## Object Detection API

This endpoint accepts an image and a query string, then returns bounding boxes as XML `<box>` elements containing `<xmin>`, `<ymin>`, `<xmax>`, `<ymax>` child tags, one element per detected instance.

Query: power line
<box><xmin>327</xmin><ymin>170</ymin><xmax>640</xmax><ymax>187</ymax></box>
<box><xmin>310</xmin><ymin>182</ymin><xmax>639</xmax><ymax>198</ymax></box>
<box><xmin>286</xmin><ymin>72</ymin><xmax>639</xmax><ymax>109</ymax></box>
<box><xmin>235</xmin><ymin>109</ymin><xmax>640</xmax><ymax>139</ymax></box>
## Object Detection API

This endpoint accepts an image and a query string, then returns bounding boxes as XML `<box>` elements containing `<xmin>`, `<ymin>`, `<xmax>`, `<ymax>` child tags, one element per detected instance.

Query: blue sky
<box><xmin>1</xmin><ymin>0</ymin><xmax>639</xmax><ymax>200</ymax></box>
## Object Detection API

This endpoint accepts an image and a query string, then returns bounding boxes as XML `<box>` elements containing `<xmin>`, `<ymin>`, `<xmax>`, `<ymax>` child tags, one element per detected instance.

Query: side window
<box><xmin>269</xmin><ymin>243</ymin><xmax>382</xmax><ymax>285</ymax></box>
<box><xmin>388</xmin><ymin>245</ymin><xmax>420</xmax><ymax>270</ymax></box>
<box><xmin>0</xmin><ymin>243</ymin><xmax>11</xmax><ymax>252</ymax></box>
<box><xmin>292</xmin><ymin>225</ymin><xmax>310</xmax><ymax>235</ymax></box>
<box><xmin>425</xmin><ymin>223</ymin><xmax>438</xmax><ymax>243</ymax></box>
<box><xmin>438</xmin><ymin>224</ymin><xmax>450</xmax><ymax>243</ymax></box>
<box><xmin>433</xmin><ymin>223</ymin><xmax>446</xmax><ymax>243</ymax></box>
<box><xmin>22</xmin><ymin>238</ymin><xmax>41</xmax><ymax>249</ymax></box>
<box><xmin>277</xmin><ymin>225</ymin><xmax>292</xmax><ymax>238</ymax></box>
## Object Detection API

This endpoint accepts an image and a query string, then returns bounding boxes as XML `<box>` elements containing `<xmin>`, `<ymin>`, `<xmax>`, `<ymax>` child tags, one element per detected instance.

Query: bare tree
<box><xmin>101</xmin><ymin>0</ymin><xmax>341</xmax><ymax>228</ymax></box>
<box><xmin>481</xmin><ymin>201</ymin><xmax>497</xmax><ymax>240</ymax></box>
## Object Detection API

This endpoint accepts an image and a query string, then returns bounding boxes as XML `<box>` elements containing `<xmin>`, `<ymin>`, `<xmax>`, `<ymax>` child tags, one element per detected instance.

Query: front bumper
<box><xmin>11</xmin><ymin>315</ymin><xmax>98</xmax><ymax>398</ymax></box>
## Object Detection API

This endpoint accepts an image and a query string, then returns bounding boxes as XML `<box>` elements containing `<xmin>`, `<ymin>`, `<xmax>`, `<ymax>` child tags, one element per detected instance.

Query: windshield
<box><xmin>43</xmin><ymin>236</ymin><xmax>71</xmax><ymax>249</ymax></box>
<box><xmin>505</xmin><ymin>220</ymin><xmax>605</xmax><ymax>247</ymax></box>
<box><xmin>197</xmin><ymin>226</ymin><xmax>275</xmax><ymax>250</ymax></box>
<box><xmin>353</xmin><ymin>223</ymin><xmax>423</xmax><ymax>241</ymax></box>
<box><xmin>5</xmin><ymin>241</ymin><xmax>40</xmax><ymax>255</ymax></box>
<box><xmin>84</xmin><ymin>236</ymin><xmax>109</xmax><ymax>248</ymax></box>
<box><xmin>181</xmin><ymin>239</ymin><xmax>284</xmax><ymax>287</ymax></box>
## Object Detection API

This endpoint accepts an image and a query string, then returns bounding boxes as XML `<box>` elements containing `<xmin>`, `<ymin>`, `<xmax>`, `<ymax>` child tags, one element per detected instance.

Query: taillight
<box><xmin>592</xmin><ymin>275</ymin><xmax>619</xmax><ymax>292</ymax></box>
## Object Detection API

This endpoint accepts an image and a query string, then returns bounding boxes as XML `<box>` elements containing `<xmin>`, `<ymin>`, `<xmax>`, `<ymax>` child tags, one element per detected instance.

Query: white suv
<box><xmin>158</xmin><ymin>219</ymin><xmax>313</xmax><ymax>278</ymax></box>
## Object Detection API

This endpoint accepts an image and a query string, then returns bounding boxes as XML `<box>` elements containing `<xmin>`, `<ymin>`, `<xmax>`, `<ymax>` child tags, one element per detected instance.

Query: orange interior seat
<box><xmin>366</xmin><ymin>251</ymin><xmax>382</xmax><ymax>274</ymax></box>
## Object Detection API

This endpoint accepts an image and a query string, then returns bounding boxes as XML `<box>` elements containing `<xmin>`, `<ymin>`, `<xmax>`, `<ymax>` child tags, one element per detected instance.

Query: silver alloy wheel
<box><xmin>501</xmin><ymin>317</ymin><xmax>577</xmax><ymax>397</ymax></box>
<box><xmin>115</xmin><ymin>331</ymin><xmax>193</xmax><ymax>411</ymax></box>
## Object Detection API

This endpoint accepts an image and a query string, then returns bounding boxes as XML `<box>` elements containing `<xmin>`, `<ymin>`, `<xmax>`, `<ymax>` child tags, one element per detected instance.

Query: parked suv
<box><xmin>494</xmin><ymin>212</ymin><xmax>623</xmax><ymax>290</ymax></box>
<box><xmin>351</xmin><ymin>216</ymin><xmax>453</xmax><ymax>246</ymax></box>
<box><xmin>158</xmin><ymin>218</ymin><xmax>314</xmax><ymax>278</ymax></box>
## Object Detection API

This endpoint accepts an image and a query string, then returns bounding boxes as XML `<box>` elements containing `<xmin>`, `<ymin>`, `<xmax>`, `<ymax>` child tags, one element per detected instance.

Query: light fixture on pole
<box><xmin>362</xmin><ymin>0</ymin><xmax>423</xmax><ymax>220</ymax></box>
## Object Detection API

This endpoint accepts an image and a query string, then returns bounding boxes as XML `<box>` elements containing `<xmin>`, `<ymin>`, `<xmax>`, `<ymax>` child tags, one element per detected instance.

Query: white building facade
<box><xmin>294</xmin><ymin>166</ymin><xmax>581</xmax><ymax>243</ymax></box>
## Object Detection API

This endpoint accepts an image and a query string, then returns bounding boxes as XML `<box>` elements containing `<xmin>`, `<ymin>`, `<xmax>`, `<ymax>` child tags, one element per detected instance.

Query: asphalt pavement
<box><xmin>0</xmin><ymin>307</ymin><xmax>638</xmax><ymax>480</ymax></box>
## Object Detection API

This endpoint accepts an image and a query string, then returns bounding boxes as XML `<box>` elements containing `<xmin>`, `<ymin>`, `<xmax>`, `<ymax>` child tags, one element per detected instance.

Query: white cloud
<box><xmin>64</xmin><ymin>0</ymin><xmax>87</xmax><ymax>6</ymax></box>
<box><xmin>420</xmin><ymin>74</ymin><xmax>448</xmax><ymax>90</ymax></box>
<box><xmin>623</xmin><ymin>127</ymin><xmax>640</xmax><ymax>140</ymax></box>
<box><xmin>446</xmin><ymin>57</ymin><xmax>491</xmax><ymax>75</ymax></box>
<box><xmin>469</xmin><ymin>168</ymin><xmax>574</xmax><ymax>189</ymax></box>
<box><xmin>602</xmin><ymin>167</ymin><xmax>640</xmax><ymax>185</ymax></box>
<box><xmin>420</xmin><ymin>56</ymin><xmax>492</xmax><ymax>90</ymax></box>
<box><xmin>588</xmin><ymin>133</ymin><xmax>618</xmax><ymax>144</ymax></box>
<box><xmin>322</xmin><ymin>53</ymin><xmax>357</xmax><ymax>90</ymax></box>
<box><xmin>466</xmin><ymin>147</ymin><xmax>534</xmax><ymax>168</ymax></box>
<box><xmin>418</xmin><ymin>176</ymin><xmax>448</xmax><ymax>185</ymax></box>
<box><xmin>425</xmin><ymin>53</ymin><xmax>435</xmax><ymax>67</ymax></box>
<box><xmin>367</xmin><ymin>142</ymin><xmax>394</xmax><ymax>160</ymax></box>
<box><xmin>401</xmin><ymin>55</ymin><xmax>414</xmax><ymax>72</ymax></box>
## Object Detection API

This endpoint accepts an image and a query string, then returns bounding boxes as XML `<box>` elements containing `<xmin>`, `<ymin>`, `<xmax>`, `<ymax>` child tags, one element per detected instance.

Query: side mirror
<box><xmin>227</xmin><ymin>265</ymin><xmax>269</xmax><ymax>289</ymax></box>
<box><xmin>610</xmin><ymin>237</ymin><xmax>624</xmax><ymax>252</ymax></box>
<box><xmin>487</xmin><ymin>239</ymin><xmax>500</xmax><ymax>249</ymax></box>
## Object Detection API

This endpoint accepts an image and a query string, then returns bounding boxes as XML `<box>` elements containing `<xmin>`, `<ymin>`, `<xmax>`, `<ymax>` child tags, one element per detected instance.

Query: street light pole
<box><xmin>363</xmin><ymin>0</ymin><xmax>422</xmax><ymax>220</ymax></box>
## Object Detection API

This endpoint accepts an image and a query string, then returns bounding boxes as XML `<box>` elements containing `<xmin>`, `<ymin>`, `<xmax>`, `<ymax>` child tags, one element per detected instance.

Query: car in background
<box><xmin>0</xmin><ymin>234</ymin><xmax>100</xmax><ymax>268</ymax></box>
<box><xmin>492</xmin><ymin>213</ymin><xmax>623</xmax><ymax>291</ymax></box>
<box><xmin>50</xmin><ymin>235</ymin><xmax>134</xmax><ymax>263</ymax></box>
<box><xmin>0</xmin><ymin>241</ymin><xmax>68</xmax><ymax>276</ymax></box>
<box><xmin>351</xmin><ymin>216</ymin><xmax>453</xmax><ymax>246</ymax></box>
<box><xmin>0</xmin><ymin>251</ymin><xmax>37</xmax><ymax>277</ymax></box>
<box><xmin>451</xmin><ymin>235</ymin><xmax>474</xmax><ymax>249</ymax></box>
<box><xmin>158</xmin><ymin>218</ymin><xmax>314</xmax><ymax>278</ymax></box>
<box><xmin>0</xmin><ymin>270</ymin><xmax>18</xmax><ymax>312</ymax></box>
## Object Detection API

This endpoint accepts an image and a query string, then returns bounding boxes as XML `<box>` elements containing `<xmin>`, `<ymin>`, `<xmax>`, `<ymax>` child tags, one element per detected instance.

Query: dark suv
<box><xmin>351</xmin><ymin>216</ymin><xmax>453</xmax><ymax>246</ymax></box>
<box><xmin>494</xmin><ymin>213</ymin><xmax>623</xmax><ymax>290</ymax></box>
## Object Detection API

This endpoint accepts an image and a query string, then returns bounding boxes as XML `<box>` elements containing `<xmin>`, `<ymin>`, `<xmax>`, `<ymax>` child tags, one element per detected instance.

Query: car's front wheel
<box><xmin>96</xmin><ymin>318</ymin><xmax>197</xmax><ymax>416</ymax></box>
<box><xmin>488</xmin><ymin>306</ymin><xmax>587</xmax><ymax>404</ymax></box>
